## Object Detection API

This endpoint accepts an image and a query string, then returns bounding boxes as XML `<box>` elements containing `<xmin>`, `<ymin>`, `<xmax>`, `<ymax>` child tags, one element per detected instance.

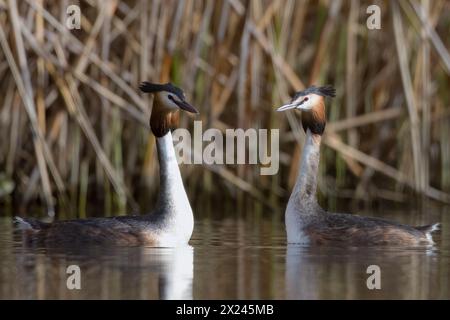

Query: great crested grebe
<box><xmin>277</xmin><ymin>85</ymin><xmax>440</xmax><ymax>246</ymax></box>
<box><xmin>14</xmin><ymin>82</ymin><xmax>198</xmax><ymax>247</ymax></box>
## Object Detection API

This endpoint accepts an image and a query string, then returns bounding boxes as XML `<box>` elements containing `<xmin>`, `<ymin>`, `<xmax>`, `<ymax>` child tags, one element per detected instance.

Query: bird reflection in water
<box><xmin>285</xmin><ymin>244</ymin><xmax>439</xmax><ymax>299</ymax></box>
<box><xmin>10</xmin><ymin>242</ymin><xmax>194</xmax><ymax>300</ymax></box>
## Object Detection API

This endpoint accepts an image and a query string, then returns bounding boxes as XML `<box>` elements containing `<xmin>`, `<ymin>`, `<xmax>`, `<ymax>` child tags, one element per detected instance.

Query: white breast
<box><xmin>285</xmin><ymin>201</ymin><xmax>311</xmax><ymax>244</ymax></box>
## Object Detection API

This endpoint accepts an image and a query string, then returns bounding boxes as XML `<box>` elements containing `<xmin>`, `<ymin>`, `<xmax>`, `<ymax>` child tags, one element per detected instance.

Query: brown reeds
<box><xmin>0</xmin><ymin>0</ymin><xmax>449</xmax><ymax>217</ymax></box>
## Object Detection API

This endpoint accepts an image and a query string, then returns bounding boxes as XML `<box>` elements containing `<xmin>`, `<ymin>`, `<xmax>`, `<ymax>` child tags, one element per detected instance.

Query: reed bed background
<box><xmin>0</xmin><ymin>0</ymin><xmax>449</xmax><ymax>218</ymax></box>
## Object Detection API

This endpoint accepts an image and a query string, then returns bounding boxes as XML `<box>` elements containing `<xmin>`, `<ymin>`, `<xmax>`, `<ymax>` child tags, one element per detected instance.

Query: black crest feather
<box><xmin>293</xmin><ymin>85</ymin><xmax>336</xmax><ymax>100</ymax></box>
<box><xmin>139</xmin><ymin>82</ymin><xmax>185</xmax><ymax>100</ymax></box>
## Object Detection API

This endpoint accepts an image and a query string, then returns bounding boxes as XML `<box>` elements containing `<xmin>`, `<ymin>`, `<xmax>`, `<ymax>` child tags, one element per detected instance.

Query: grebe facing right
<box><xmin>15</xmin><ymin>82</ymin><xmax>198</xmax><ymax>247</ymax></box>
<box><xmin>277</xmin><ymin>85</ymin><xmax>440</xmax><ymax>246</ymax></box>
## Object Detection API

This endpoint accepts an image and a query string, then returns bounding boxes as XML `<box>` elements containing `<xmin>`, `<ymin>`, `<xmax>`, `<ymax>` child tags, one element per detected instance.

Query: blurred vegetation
<box><xmin>0</xmin><ymin>0</ymin><xmax>449</xmax><ymax>218</ymax></box>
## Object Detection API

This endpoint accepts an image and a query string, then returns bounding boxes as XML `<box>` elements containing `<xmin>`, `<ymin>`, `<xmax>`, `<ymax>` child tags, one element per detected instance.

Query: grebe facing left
<box><xmin>277</xmin><ymin>85</ymin><xmax>440</xmax><ymax>246</ymax></box>
<box><xmin>14</xmin><ymin>82</ymin><xmax>198</xmax><ymax>247</ymax></box>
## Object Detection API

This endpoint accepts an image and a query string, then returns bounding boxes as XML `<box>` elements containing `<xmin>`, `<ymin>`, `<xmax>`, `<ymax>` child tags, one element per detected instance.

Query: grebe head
<box><xmin>277</xmin><ymin>85</ymin><xmax>335</xmax><ymax>135</ymax></box>
<box><xmin>140</xmin><ymin>82</ymin><xmax>198</xmax><ymax>114</ymax></box>
<box><xmin>140</xmin><ymin>82</ymin><xmax>199</xmax><ymax>137</ymax></box>
<box><xmin>276</xmin><ymin>85</ymin><xmax>335</xmax><ymax>112</ymax></box>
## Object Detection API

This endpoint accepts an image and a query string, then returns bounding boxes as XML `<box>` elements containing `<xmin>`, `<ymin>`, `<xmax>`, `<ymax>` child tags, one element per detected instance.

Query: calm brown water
<box><xmin>0</xmin><ymin>203</ymin><xmax>449</xmax><ymax>299</ymax></box>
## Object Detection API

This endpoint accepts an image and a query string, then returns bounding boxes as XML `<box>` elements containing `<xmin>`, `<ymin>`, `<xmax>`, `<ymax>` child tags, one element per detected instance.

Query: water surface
<box><xmin>0</xmin><ymin>204</ymin><xmax>449</xmax><ymax>299</ymax></box>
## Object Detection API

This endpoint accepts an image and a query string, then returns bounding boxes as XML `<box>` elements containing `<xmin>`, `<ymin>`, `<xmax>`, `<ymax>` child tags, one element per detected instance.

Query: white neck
<box><xmin>154</xmin><ymin>131</ymin><xmax>193</xmax><ymax>241</ymax></box>
<box><xmin>289</xmin><ymin>129</ymin><xmax>321</xmax><ymax>211</ymax></box>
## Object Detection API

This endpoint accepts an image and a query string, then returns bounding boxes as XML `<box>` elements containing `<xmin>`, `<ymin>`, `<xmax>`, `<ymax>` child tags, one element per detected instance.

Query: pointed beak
<box><xmin>174</xmin><ymin>99</ymin><xmax>199</xmax><ymax>114</ymax></box>
<box><xmin>276</xmin><ymin>103</ymin><xmax>297</xmax><ymax>112</ymax></box>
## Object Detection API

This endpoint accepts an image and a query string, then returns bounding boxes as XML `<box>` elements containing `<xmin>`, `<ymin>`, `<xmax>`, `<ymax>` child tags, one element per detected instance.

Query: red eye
<box><xmin>303</xmin><ymin>97</ymin><xmax>309</xmax><ymax>101</ymax></box>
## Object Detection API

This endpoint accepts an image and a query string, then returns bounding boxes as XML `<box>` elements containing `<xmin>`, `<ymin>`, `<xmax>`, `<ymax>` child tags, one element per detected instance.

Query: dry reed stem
<box><xmin>1</xmin><ymin>0</ymin><xmax>449</xmax><ymax>215</ymax></box>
